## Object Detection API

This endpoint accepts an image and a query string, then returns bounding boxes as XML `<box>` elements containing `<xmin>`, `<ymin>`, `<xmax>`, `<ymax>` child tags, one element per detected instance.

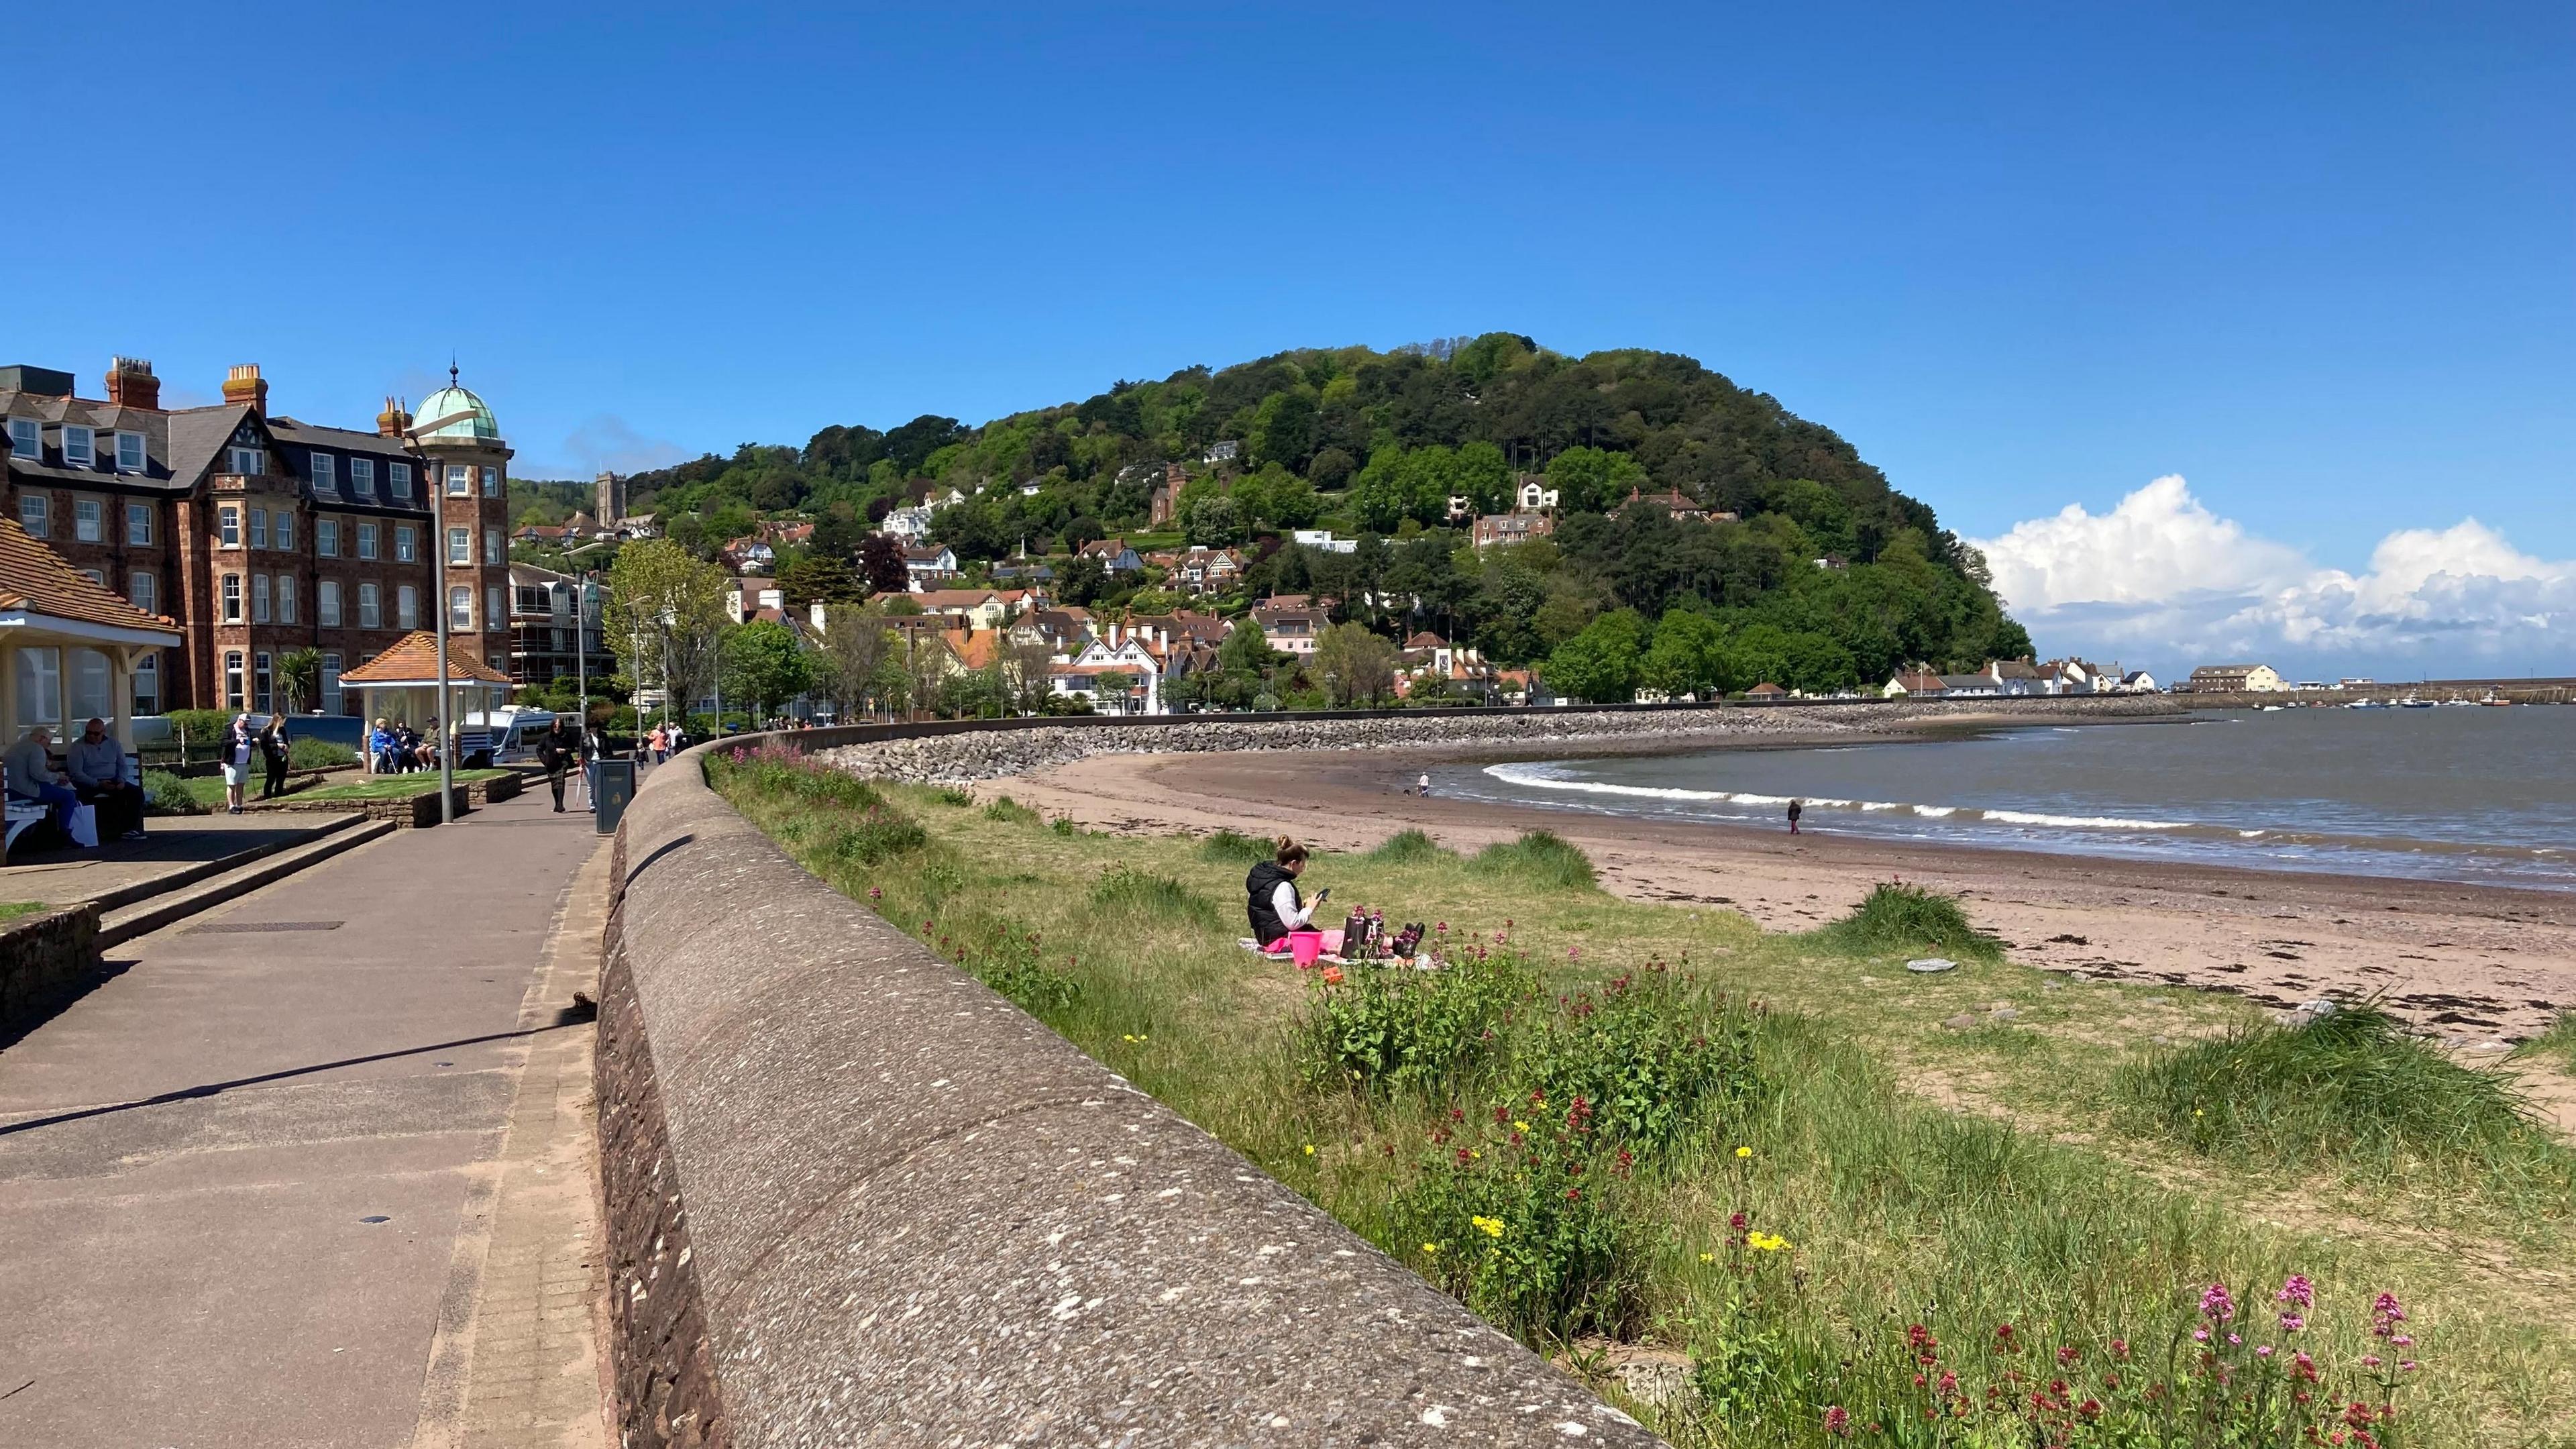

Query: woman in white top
<box><xmin>221</xmin><ymin>714</ymin><xmax>255</xmax><ymax>815</ymax></box>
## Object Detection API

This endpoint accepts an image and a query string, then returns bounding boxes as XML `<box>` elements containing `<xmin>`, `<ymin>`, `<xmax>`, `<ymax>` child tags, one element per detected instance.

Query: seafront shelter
<box><xmin>335</xmin><ymin>630</ymin><xmax>514</xmax><ymax>751</ymax></box>
<box><xmin>0</xmin><ymin>517</ymin><xmax>182</xmax><ymax>759</ymax></box>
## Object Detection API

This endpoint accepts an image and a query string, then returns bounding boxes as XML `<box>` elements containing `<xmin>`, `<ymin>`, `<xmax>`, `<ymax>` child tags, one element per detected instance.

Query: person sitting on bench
<box><xmin>7</xmin><ymin>727</ymin><xmax>81</xmax><ymax>837</ymax></box>
<box><xmin>64</xmin><ymin>718</ymin><xmax>145</xmax><ymax>842</ymax></box>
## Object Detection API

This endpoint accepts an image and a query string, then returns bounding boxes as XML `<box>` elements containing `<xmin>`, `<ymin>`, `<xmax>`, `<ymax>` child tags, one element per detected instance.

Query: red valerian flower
<box><xmin>1823</xmin><ymin>1405</ymin><xmax>1851</xmax><ymax>1438</ymax></box>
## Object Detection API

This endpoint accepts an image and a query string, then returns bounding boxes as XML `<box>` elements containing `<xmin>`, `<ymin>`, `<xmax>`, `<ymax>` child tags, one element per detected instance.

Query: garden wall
<box><xmin>598</xmin><ymin>733</ymin><xmax>1664</xmax><ymax>1447</ymax></box>
<box><xmin>1</xmin><ymin>904</ymin><xmax>101</xmax><ymax>1028</ymax></box>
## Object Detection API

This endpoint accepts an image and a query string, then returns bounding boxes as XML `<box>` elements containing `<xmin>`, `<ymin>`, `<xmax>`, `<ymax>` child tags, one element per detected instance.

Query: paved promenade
<box><xmin>0</xmin><ymin>788</ymin><xmax>611</xmax><ymax>1448</ymax></box>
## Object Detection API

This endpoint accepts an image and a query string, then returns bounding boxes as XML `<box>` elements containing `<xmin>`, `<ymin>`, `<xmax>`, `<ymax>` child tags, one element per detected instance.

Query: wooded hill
<box><xmin>622</xmin><ymin>334</ymin><xmax>2030</xmax><ymax>691</ymax></box>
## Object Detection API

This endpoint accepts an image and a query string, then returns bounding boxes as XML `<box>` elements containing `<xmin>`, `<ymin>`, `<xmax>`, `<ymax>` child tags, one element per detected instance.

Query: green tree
<box><xmin>1185</xmin><ymin>495</ymin><xmax>1246</xmax><ymax>547</ymax></box>
<box><xmin>1248</xmin><ymin>390</ymin><xmax>1317</xmax><ymax>472</ymax></box>
<box><xmin>1640</xmin><ymin>610</ymin><xmax>1726</xmax><ymax>698</ymax></box>
<box><xmin>720</xmin><ymin>620</ymin><xmax>814</xmax><ymax>718</ymax></box>
<box><xmin>606</xmin><ymin>539</ymin><xmax>731</xmax><ymax>724</ymax></box>
<box><xmin>814</xmin><ymin>606</ymin><xmax>890</xmax><ymax>720</ymax></box>
<box><xmin>1543</xmin><ymin>446</ymin><xmax>1648</xmax><ymax>513</ymax></box>
<box><xmin>276</xmin><ymin>648</ymin><xmax>323</xmax><ymax>714</ymax></box>
<box><xmin>1542</xmin><ymin>609</ymin><xmax>1647</xmax><ymax>704</ymax></box>
<box><xmin>778</xmin><ymin>553</ymin><xmax>863</xmax><ymax>609</ymax></box>
<box><xmin>1313</xmin><ymin>621</ymin><xmax>1398</xmax><ymax>706</ymax></box>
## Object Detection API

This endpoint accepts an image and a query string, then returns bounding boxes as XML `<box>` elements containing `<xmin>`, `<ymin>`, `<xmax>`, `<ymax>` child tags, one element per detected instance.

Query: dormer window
<box><xmin>62</xmin><ymin>425</ymin><xmax>95</xmax><ymax>468</ymax></box>
<box><xmin>389</xmin><ymin>462</ymin><xmax>413</xmax><ymax>499</ymax></box>
<box><xmin>228</xmin><ymin>447</ymin><xmax>266</xmax><ymax>476</ymax></box>
<box><xmin>5</xmin><ymin>419</ymin><xmax>35</xmax><ymax>460</ymax></box>
<box><xmin>350</xmin><ymin>457</ymin><xmax>375</xmax><ymax>496</ymax></box>
<box><xmin>115</xmin><ymin>431</ymin><xmax>146</xmax><ymax>472</ymax></box>
<box><xmin>312</xmin><ymin>453</ymin><xmax>335</xmax><ymax>491</ymax></box>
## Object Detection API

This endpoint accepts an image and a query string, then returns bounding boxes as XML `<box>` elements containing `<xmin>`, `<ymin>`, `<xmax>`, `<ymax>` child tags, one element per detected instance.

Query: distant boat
<box><xmin>2481</xmin><ymin>695</ymin><xmax>2516</xmax><ymax>706</ymax></box>
<box><xmin>2347</xmin><ymin>699</ymin><xmax>2391</xmax><ymax>710</ymax></box>
<box><xmin>2400</xmin><ymin>698</ymin><xmax>2434</xmax><ymax>708</ymax></box>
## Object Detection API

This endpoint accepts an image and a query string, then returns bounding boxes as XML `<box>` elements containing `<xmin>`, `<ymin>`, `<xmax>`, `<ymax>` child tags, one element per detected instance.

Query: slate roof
<box><xmin>0</xmin><ymin>517</ymin><xmax>180</xmax><ymax>637</ymax></box>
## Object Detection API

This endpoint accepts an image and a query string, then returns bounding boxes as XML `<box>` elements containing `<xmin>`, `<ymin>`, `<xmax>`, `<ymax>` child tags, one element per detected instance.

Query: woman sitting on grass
<box><xmin>1246</xmin><ymin>835</ymin><xmax>1328</xmax><ymax>951</ymax></box>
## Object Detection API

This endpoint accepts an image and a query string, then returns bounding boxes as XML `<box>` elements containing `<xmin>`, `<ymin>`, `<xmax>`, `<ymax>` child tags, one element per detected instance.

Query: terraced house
<box><xmin>0</xmin><ymin>357</ymin><xmax>515</xmax><ymax>718</ymax></box>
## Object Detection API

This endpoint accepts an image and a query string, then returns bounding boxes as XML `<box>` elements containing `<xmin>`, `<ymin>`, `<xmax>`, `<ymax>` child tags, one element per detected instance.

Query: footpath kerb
<box><xmin>598</xmin><ymin>729</ymin><xmax>1667</xmax><ymax>1448</ymax></box>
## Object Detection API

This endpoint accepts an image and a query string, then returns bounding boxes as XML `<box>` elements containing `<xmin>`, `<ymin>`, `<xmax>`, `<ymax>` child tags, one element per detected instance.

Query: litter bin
<box><xmin>594</xmin><ymin>759</ymin><xmax>636</xmax><ymax>835</ymax></box>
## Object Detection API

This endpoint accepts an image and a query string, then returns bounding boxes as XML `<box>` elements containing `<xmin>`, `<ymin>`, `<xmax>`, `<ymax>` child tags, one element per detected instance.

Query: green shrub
<box><xmin>1089</xmin><ymin>865</ymin><xmax>1221</xmax><ymax>927</ymax></box>
<box><xmin>2119</xmin><ymin>1002</ymin><xmax>2559</xmax><ymax>1182</ymax></box>
<box><xmin>1517</xmin><ymin>967</ymin><xmax>1764</xmax><ymax>1153</ymax></box>
<box><xmin>821</xmin><ymin>808</ymin><xmax>927</xmax><ymax>866</ymax></box>
<box><xmin>1466</xmin><ymin>830</ymin><xmax>1597</xmax><ymax>890</ymax></box>
<box><xmin>983</xmin><ymin>795</ymin><xmax>1040</xmax><ymax>824</ymax></box>
<box><xmin>142</xmin><ymin>770</ymin><xmax>205</xmax><ymax>817</ymax></box>
<box><xmin>287</xmin><ymin>737</ymin><xmax>352</xmax><ymax>771</ymax></box>
<box><xmin>1296</xmin><ymin>953</ymin><xmax>1532</xmax><ymax>1099</ymax></box>
<box><xmin>162</xmin><ymin>708</ymin><xmax>233</xmax><ymax>747</ymax></box>
<box><xmin>1393</xmin><ymin>1095</ymin><xmax>1648</xmax><ymax>1340</ymax></box>
<box><xmin>935</xmin><ymin>910</ymin><xmax>1078</xmax><ymax>1017</ymax></box>
<box><xmin>932</xmin><ymin>785</ymin><xmax>975</xmax><ymax>807</ymax></box>
<box><xmin>1810</xmin><ymin>881</ymin><xmax>2001</xmax><ymax>960</ymax></box>
<box><xmin>1197</xmin><ymin>828</ymin><xmax>1273</xmax><ymax>864</ymax></box>
<box><xmin>1368</xmin><ymin>828</ymin><xmax>1455</xmax><ymax>865</ymax></box>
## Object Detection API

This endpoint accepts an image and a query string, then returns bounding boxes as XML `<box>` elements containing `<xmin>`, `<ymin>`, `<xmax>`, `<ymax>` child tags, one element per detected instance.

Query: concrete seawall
<box><xmin>598</xmin><ymin>727</ymin><xmax>1667</xmax><ymax>1446</ymax></box>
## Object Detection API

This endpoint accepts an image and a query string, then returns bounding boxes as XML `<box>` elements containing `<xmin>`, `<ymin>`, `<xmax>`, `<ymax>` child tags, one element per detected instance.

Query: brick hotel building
<box><xmin>0</xmin><ymin>357</ymin><xmax>513</xmax><ymax>721</ymax></box>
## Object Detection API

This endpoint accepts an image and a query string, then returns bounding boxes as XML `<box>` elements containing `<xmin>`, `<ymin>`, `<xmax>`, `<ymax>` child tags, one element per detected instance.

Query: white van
<box><xmin>465</xmin><ymin>707</ymin><xmax>572</xmax><ymax>763</ymax></box>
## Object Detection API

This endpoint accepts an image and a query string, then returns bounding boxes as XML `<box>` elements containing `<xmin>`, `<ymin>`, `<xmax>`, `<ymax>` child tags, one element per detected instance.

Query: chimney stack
<box><xmin>105</xmin><ymin>356</ymin><xmax>160</xmax><ymax>410</ymax></box>
<box><xmin>376</xmin><ymin>396</ymin><xmax>412</xmax><ymax>438</ymax></box>
<box><xmin>222</xmin><ymin>363</ymin><xmax>268</xmax><ymax>415</ymax></box>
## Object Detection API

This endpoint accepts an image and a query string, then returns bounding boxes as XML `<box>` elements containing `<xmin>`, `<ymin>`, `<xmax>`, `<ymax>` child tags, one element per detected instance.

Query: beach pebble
<box><xmin>1990</xmin><ymin>1007</ymin><xmax>2020</xmax><ymax>1022</ymax></box>
<box><xmin>1905</xmin><ymin>957</ymin><xmax>1960</xmax><ymax>974</ymax></box>
<box><xmin>1943</xmin><ymin>1013</ymin><xmax>1979</xmax><ymax>1030</ymax></box>
<box><xmin>2042</xmin><ymin>981</ymin><xmax>2064</xmax><ymax>992</ymax></box>
<box><xmin>2294</xmin><ymin>999</ymin><xmax>2337</xmax><ymax>1018</ymax></box>
<box><xmin>2464</xmin><ymin>1040</ymin><xmax>2509</xmax><ymax>1055</ymax></box>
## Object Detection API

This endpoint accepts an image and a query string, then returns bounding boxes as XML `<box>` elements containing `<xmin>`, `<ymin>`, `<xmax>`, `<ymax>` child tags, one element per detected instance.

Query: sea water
<box><xmin>1437</xmin><ymin>706</ymin><xmax>2576</xmax><ymax>891</ymax></box>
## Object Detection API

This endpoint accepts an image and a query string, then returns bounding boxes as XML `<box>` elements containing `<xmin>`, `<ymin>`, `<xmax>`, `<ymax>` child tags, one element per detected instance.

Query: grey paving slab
<box><xmin>0</xmin><ymin>789</ymin><xmax>600</xmax><ymax>1448</ymax></box>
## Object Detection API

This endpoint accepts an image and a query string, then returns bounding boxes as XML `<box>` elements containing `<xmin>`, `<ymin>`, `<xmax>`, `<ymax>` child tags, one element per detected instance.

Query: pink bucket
<box><xmin>1288</xmin><ymin>930</ymin><xmax>1326</xmax><ymax>967</ymax></box>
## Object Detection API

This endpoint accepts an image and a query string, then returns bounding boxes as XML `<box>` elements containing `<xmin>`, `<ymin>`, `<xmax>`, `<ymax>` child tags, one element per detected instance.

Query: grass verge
<box><xmin>705</xmin><ymin>747</ymin><xmax>2576</xmax><ymax>1446</ymax></box>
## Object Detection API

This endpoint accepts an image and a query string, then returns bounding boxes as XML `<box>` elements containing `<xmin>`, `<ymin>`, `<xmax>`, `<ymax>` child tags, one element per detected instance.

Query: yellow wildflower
<box><xmin>1699</xmin><ymin>1252</ymin><xmax>1716</xmax><ymax>1263</ymax></box>
<box><xmin>1422</xmin><ymin>1242</ymin><xmax>1441</xmax><ymax>1255</ymax></box>
<box><xmin>1303</xmin><ymin>1144</ymin><xmax>1316</xmax><ymax>1156</ymax></box>
<box><xmin>1746</xmin><ymin>1231</ymin><xmax>1791</xmax><ymax>1252</ymax></box>
<box><xmin>1512</xmin><ymin>1120</ymin><xmax>1531</xmax><ymax>1132</ymax></box>
<box><xmin>1470</xmin><ymin>1215</ymin><xmax>1506</xmax><ymax>1238</ymax></box>
<box><xmin>1734</xmin><ymin>1146</ymin><xmax>1753</xmax><ymax>1159</ymax></box>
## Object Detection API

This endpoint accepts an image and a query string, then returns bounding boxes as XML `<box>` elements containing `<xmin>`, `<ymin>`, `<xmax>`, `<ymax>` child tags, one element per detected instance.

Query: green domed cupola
<box><xmin>414</xmin><ymin>364</ymin><xmax>501</xmax><ymax>441</ymax></box>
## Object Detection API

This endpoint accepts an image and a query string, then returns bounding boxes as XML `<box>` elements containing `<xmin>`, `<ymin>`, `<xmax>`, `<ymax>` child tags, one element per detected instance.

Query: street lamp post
<box><xmin>399</xmin><ymin>435</ymin><xmax>456</xmax><ymax>825</ymax></box>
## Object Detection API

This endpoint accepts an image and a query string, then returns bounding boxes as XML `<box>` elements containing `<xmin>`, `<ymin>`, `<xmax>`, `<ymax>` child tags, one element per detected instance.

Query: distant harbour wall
<box><xmin>596</xmin><ymin>724</ymin><xmax>1667</xmax><ymax>1447</ymax></box>
<box><xmin>804</xmin><ymin>694</ymin><xmax>2177</xmax><ymax>784</ymax></box>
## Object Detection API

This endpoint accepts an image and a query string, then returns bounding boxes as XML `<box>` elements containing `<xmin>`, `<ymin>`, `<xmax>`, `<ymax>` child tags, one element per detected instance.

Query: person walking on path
<box><xmin>257</xmin><ymin>715</ymin><xmax>291</xmax><ymax>800</ymax></box>
<box><xmin>221</xmin><ymin>715</ymin><xmax>256</xmax><ymax>814</ymax></box>
<box><xmin>536</xmin><ymin>717</ymin><xmax>578</xmax><ymax>813</ymax></box>
<box><xmin>582</xmin><ymin>718</ymin><xmax>607</xmax><ymax>811</ymax></box>
<box><xmin>1786</xmin><ymin>798</ymin><xmax>1803</xmax><ymax>835</ymax></box>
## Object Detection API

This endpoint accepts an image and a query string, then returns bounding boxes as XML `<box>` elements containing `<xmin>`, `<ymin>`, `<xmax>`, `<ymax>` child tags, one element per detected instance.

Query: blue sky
<box><xmin>9</xmin><ymin>2</ymin><xmax>2570</xmax><ymax>673</ymax></box>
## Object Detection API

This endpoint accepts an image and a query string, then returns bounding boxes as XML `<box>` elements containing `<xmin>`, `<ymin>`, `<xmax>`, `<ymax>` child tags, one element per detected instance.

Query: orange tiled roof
<box><xmin>943</xmin><ymin>628</ymin><xmax>1002</xmax><ymax>670</ymax></box>
<box><xmin>337</xmin><ymin>631</ymin><xmax>514</xmax><ymax>686</ymax></box>
<box><xmin>0</xmin><ymin>518</ymin><xmax>180</xmax><ymax>637</ymax></box>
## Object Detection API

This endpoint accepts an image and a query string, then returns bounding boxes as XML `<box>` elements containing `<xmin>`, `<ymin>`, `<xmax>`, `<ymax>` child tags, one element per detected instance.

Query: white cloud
<box><xmin>553</xmin><ymin>414</ymin><xmax>692</xmax><ymax>478</ymax></box>
<box><xmin>1972</xmin><ymin>476</ymin><xmax>2576</xmax><ymax>677</ymax></box>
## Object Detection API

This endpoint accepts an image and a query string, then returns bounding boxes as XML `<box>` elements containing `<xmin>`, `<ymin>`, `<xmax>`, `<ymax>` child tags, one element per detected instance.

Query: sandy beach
<box><xmin>991</xmin><ymin>733</ymin><xmax>2576</xmax><ymax>1046</ymax></box>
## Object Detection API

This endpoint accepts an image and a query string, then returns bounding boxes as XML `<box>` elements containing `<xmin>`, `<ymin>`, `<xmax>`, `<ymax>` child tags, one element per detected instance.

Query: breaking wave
<box><xmin>1484</xmin><ymin>762</ymin><xmax>2192</xmax><ymax>833</ymax></box>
